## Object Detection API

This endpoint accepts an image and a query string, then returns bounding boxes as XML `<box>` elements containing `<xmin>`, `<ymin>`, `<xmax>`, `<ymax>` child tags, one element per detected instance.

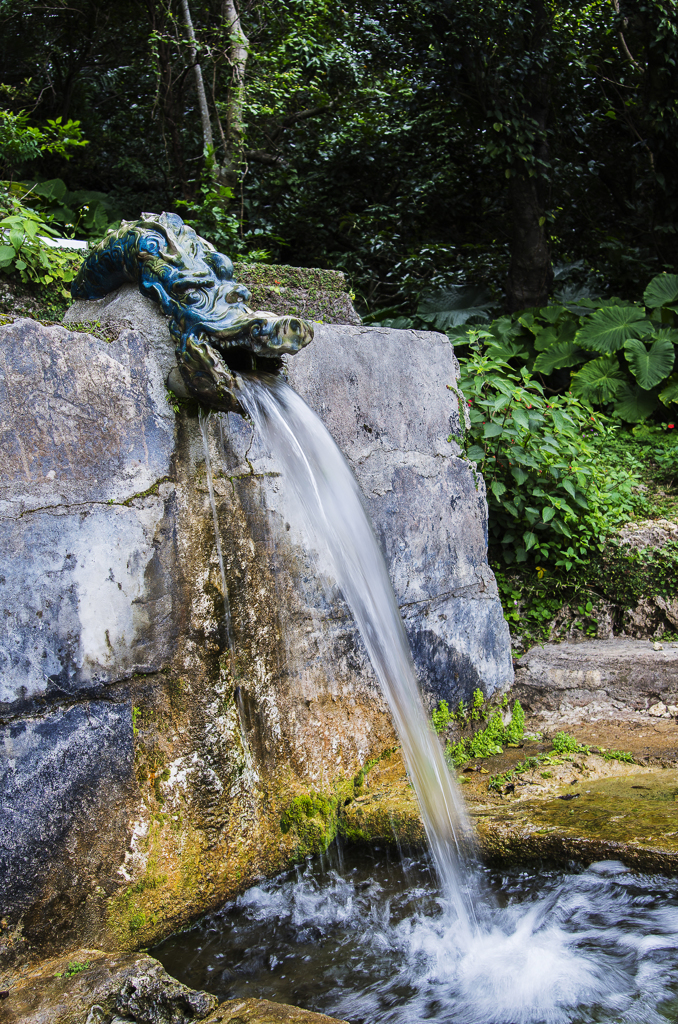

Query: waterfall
<box><xmin>237</xmin><ymin>373</ymin><xmax>478</xmax><ymax>931</ymax></box>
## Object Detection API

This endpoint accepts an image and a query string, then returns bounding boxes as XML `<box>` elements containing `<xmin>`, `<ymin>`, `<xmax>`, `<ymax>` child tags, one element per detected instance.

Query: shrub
<box><xmin>455</xmin><ymin>344</ymin><xmax>639</xmax><ymax>569</ymax></box>
<box><xmin>0</xmin><ymin>183</ymin><xmax>83</xmax><ymax>296</ymax></box>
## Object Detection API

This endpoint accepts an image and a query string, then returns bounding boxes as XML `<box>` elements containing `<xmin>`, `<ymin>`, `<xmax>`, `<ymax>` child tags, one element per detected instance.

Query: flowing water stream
<box><xmin>237</xmin><ymin>373</ymin><xmax>477</xmax><ymax>930</ymax></box>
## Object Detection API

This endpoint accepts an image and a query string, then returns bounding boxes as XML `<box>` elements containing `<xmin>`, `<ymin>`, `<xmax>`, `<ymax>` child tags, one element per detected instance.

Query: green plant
<box><xmin>551</xmin><ymin>731</ymin><xmax>589</xmax><ymax>755</ymax></box>
<box><xmin>432</xmin><ymin>699</ymin><xmax>452</xmax><ymax>734</ymax></box>
<box><xmin>598</xmin><ymin>748</ymin><xmax>635</xmax><ymax>764</ymax></box>
<box><xmin>0</xmin><ymin>184</ymin><xmax>83</xmax><ymax>295</ymax></box>
<box><xmin>457</xmin><ymin>343</ymin><xmax>640</xmax><ymax>569</ymax></box>
<box><xmin>0</xmin><ymin>110</ymin><xmax>88</xmax><ymax>175</ymax></box>
<box><xmin>8</xmin><ymin>178</ymin><xmax>121</xmax><ymax>241</ymax></box>
<box><xmin>132</xmin><ymin>706</ymin><xmax>141</xmax><ymax>737</ymax></box>
<box><xmin>436</xmin><ymin>693</ymin><xmax>526</xmax><ymax>767</ymax></box>
<box><xmin>366</xmin><ymin>283</ymin><xmax>496</xmax><ymax>335</ymax></box>
<box><xmin>488</xmin><ymin>754</ymin><xmax>557</xmax><ymax>792</ymax></box>
<box><xmin>54</xmin><ymin>960</ymin><xmax>91</xmax><ymax>978</ymax></box>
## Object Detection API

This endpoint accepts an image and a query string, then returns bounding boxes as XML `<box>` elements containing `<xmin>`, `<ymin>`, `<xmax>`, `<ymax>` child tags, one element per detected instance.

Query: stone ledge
<box><xmin>513</xmin><ymin>639</ymin><xmax>678</xmax><ymax>714</ymax></box>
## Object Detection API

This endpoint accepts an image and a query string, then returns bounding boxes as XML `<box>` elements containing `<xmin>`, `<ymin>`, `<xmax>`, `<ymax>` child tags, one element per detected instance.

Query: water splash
<box><xmin>154</xmin><ymin>851</ymin><xmax>678</xmax><ymax>1024</ymax></box>
<box><xmin>199</xmin><ymin>408</ymin><xmax>235</xmax><ymax>658</ymax></box>
<box><xmin>237</xmin><ymin>374</ymin><xmax>477</xmax><ymax>929</ymax></box>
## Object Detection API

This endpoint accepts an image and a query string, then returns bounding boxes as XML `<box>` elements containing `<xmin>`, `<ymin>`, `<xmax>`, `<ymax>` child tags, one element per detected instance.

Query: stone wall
<box><xmin>0</xmin><ymin>283</ymin><xmax>511</xmax><ymax>965</ymax></box>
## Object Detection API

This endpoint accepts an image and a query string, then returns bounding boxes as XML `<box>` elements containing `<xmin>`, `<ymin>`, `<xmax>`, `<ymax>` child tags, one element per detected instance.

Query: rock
<box><xmin>513</xmin><ymin>639</ymin><xmax>678</xmax><ymax>719</ymax></box>
<box><xmin>335</xmin><ymin>745</ymin><xmax>678</xmax><ymax>876</ymax></box>
<box><xmin>616</xmin><ymin>517</ymin><xmax>678</xmax><ymax>551</ymax></box>
<box><xmin>203</xmin><ymin>999</ymin><xmax>348</xmax><ymax>1023</ymax></box>
<box><xmin>231</xmin><ymin>263</ymin><xmax>361</xmax><ymax>327</ymax></box>
<box><xmin>0</xmin><ymin>948</ymin><xmax>218</xmax><ymax>1023</ymax></box>
<box><xmin>0</xmin><ymin>283</ymin><xmax>511</xmax><ymax>960</ymax></box>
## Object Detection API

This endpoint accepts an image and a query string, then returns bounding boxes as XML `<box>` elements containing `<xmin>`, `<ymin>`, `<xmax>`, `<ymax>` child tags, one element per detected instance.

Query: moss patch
<box><xmin>233</xmin><ymin>262</ymin><xmax>361</xmax><ymax>326</ymax></box>
<box><xmin>280</xmin><ymin>792</ymin><xmax>339</xmax><ymax>859</ymax></box>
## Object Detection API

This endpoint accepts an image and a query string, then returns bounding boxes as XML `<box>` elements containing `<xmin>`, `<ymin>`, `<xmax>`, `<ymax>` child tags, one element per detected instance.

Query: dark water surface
<box><xmin>153</xmin><ymin>847</ymin><xmax>678</xmax><ymax>1024</ymax></box>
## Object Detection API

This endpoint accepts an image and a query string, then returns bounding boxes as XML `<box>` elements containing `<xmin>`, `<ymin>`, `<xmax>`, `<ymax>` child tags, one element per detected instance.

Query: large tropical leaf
<box><xmin>533</xmin><ymin>340</ymin><xmax>587</xmax><ymax>374</ymax></box>
<box><xmin>570</xmin><ymin>356</ymin><xmax>626</xmax><ymax>403</ymax></box>
<box><xmin>575</xmin><ymin>305</ymin><xmax>647</xmax><ymax>353</ymax></box>
<box><xmin>659</xmin><ymin>374</ymin><xmax>678</xmax><ymax>407</ymax></box>
<box><xmin>624</xmin><ymin>331</ymin><xmax>675</xmax><ymax>389</ymax></box>
<box><xmin>417</xmin><ymin>285</ymin><xmax>495</xmax><ymax>328</ymax></box>
<box><xmin>643</xmin><ymin>273</ymin><xmax>678</xmax><ymax>310</ymax></box>
<box><xmin>613</xmin><ymin>383</ymin><xmax>659</xmax><ymax>423</ymax></box>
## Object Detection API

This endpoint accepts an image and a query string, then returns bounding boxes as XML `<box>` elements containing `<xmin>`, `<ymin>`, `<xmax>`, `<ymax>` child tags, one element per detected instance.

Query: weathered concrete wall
<box><xmin>0</xmin><ymin>284</ymin><xmax>511</xmax><ymax>964</ymax></box>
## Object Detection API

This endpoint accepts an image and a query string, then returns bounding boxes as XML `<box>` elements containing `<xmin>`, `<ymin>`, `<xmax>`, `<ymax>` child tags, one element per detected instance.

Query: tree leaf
<box><xmin>491</xmin><ymin>480</ymin><xmax>507</xmax><ymax>499</ymax></box>
<box><xmin>542</xmin><ymin>506</ymin><xmax>555</xmax><ymax>522</ymax></box>
<box><xmin>570</xmin><ymin>356</ymin><xmax>626</xmax><ymax>402</ymax></box>
<box><xmin>483</xmin><ymin>422</ymin><xmax>504</xmax><ymax>437</ymax></box>
<box><xmin>466</xmin><ymin>444</ymin><xmax>485</xmax><ymax>460</ymax></box>
<box><xmin>512</xmin><ymin>407</ymin><xmax>530</xmax><ymax>430</ymax></box>
<box><xmin>575</xmin><ymin>305</ymin><xmax>647</xmax><ymax>353</ymax></box>
<box><xmin>658</xmin><ymin>374</ymin><xmax>678</xmax><ymax>406</ymax></box>
<box><xmin>643</xmin><ymin>273</ymin><xmax>678</xmax><ymax>310</ymax></box>
<box><xmin>613</xmin><ymin>383</ymin><xmax>659</xmax><ymax>423</ymax></box>
<box><xmin>624</xmin><ymin>332</ymin><xmax>675</xmax><ymax>389</ymax></box>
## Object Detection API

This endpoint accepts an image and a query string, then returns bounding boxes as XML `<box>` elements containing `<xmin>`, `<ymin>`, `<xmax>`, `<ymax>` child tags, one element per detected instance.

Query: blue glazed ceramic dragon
<box><xmin>71</xmin><ymin>212</ymin><xmax>313</xmax><ymax>412</ymax></box>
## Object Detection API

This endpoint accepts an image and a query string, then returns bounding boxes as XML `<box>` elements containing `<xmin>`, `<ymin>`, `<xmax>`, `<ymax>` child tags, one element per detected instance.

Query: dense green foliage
<box><xmin>0</xmin><ymin>0</ymin><xmax>676</xmax><ymax>312</ymax></box>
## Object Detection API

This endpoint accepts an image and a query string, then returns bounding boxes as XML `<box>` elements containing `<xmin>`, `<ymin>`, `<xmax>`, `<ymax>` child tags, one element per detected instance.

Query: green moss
<box><xmin>129</xmin><ymin>910</ymin><xmax>146</xmax><ymax>934</ymax></box>
<box><xmin>233</xmin><ymin>262</ymin><xmax>347</xmax><ymax>296</ymax></box>
<box><xmin>232</xmin><ymin>261</ymin><xmax>358</xmax><ymax>325</ymax></box>
<box><xmin>280</xmin><ymin>792</ymin><xmax>338</xmax><ymax>859</ymax></box>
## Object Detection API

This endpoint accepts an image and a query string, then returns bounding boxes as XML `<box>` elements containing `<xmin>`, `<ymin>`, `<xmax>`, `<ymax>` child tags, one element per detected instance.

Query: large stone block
<box><xmin>0</xmin><ymin>285</ymin><xmax>511</xmax><ymax>961</ymax></box>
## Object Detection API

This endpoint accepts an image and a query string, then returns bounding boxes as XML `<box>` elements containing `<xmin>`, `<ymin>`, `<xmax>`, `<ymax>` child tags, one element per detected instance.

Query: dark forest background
<box><xmin>1</xmin><ymin>0</ymin><xmax>676</xmax><ymax>316</ymax></box>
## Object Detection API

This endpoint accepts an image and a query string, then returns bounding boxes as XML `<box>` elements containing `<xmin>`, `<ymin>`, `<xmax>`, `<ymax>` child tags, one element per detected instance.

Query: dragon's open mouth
<box><xmin>219</xmin><ymin>345</ymin><xmax>283</xmax><ymax>377</ymax></box>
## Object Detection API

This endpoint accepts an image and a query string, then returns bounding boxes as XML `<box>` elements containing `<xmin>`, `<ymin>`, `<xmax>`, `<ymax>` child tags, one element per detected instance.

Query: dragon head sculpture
<box><xmin>71</xmin><ymin>212</ymin><xmax>314</xmax><ymax>413</ymax></box>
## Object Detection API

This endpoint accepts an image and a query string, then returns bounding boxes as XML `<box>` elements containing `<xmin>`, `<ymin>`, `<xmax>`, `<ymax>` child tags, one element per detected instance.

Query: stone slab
<box><xmin>513</xmin><ymin>639</ymin><xmax>678</xmax><ymax>714</ymax></box>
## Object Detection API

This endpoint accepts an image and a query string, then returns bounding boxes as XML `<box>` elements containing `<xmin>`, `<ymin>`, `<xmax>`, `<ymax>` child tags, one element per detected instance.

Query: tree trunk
<box><xmin>506</xmin><ymin>0</ymin><xmax>554</xmax><ymax>311</ymax></box>
<box><xmin>220</xmin><ymin>0</ymin><xmax>249</xmax><ymax>186</ymax></box>
<box><xmin>506</xmin><ymin>167</ymin><xmax>553</xmax><ymax>310</ymax></box>
<box><xmin>179</xmin><ymin>0</ymin><xmax>214</xmax><ymax>157</ymax></box>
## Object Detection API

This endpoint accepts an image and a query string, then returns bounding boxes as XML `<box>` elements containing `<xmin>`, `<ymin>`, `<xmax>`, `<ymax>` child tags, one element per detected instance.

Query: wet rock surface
<box><xmin>1</xmin><ymin>285</ymin><xmax>509</xmax><ymax>962</ymax></box>
<box><xmin>338</xmin><ymin>728</ymin><xmax>678</xmax><ymax>875</ymax></box>
<box><xmin>0</xmin><ymin>948</ymin><xmax>218</xmax><ymax>1024</ymax></box>
<box><xmin>202</xmin><ymin>999</ymin><xmax>348</xmax><ymax>1023</ymax></box>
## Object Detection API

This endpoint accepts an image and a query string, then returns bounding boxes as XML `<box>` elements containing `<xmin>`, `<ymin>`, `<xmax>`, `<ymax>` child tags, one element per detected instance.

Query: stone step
<box><xmin>513</xmin><ymin>639</ymin><xmax>678</xmax><ymax>717</ymax></box>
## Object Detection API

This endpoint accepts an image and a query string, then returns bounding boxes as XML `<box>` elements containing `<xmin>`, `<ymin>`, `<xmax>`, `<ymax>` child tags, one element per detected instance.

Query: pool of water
<box><xmin>153</xmin><ymin>847</ymin><xmax>678</xmax><ymax>1023</ymax></box>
